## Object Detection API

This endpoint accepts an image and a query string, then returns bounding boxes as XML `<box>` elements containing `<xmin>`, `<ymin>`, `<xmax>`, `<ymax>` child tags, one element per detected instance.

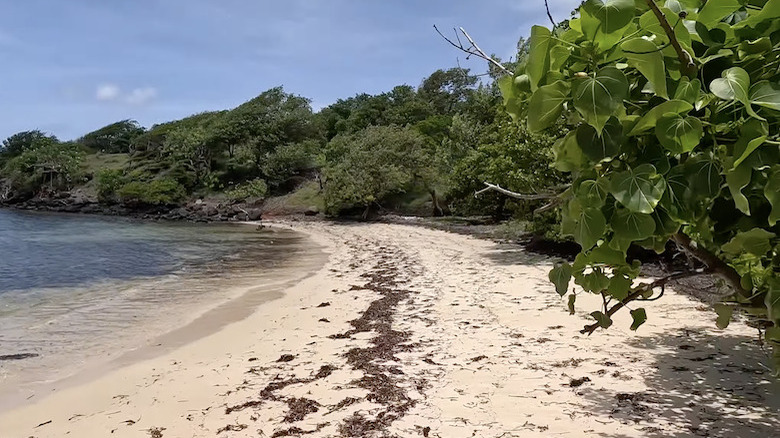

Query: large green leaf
<box><xmin>527</xmin><ymin>81</ymin><xmax>570</xmax><ymax>132</ymax></box>
<box><xmin>573</xmin><ymin>67</ymin><xmax>629</xmax><ymax>132</ymax></box>
<box><xmin>714</xmin><ymin>303</ymin><xmax>734</xmax><ymax>329</ymax></box>
<box><xmin>673</xmin><ymin>78</ymin><xmax>701</xmax><ymax>104</ymax></box>
<box><xmin>610</xmin><ymin>164</ymin><xmax>667</xmax><ymax>213</ymax></box>
<box><xmin>628</xmin><ymin>100</ymin><xmax>693</xmax><ymax>135</ymax></box>
<box><xmin>655</xmin><ymin>114</ymin><xmax>703</xmax><ymax>154</ymax></box>
<box><xmin>565</xmin><ymin>202</ymin><xmax>608</xmax><ymax>250</ymax></box>
<box><xmin>621</xmin><ymin>38</ymin><xmax>668</xmax><ymax>99</ymax></box>
<box><xmin>590</xmin><ymin>311</ymin><xmax>613</xmax><ymax>329</ymax></box>
<box><xmin>549</xmin><ymin>263</ymin><xmax>573</xmax><ymax>297</ymax></box>
<box><xmin>611</xmin><ymin>208</ymin><xmax>657</xmax><ymax>241</ymax></box>
<box><xmin>722</xmin><ymin>228</ymin><xmax>776</xmax><ymax>256</ymax></box>
<box><xmin>749</xmin><ymin>81</ymin><xmax>780</xmax><ymax>111</ymax></box>
<box><xmin>766</xmin><ymin>166</ymin><xmax>780</xmax><ymax>226</ymax></box>
<box><xmin>630</xmin><ymin>308</ymin><xmax>647</xmax><ymax>331</ymax></box>
<box><xmin>527</xmin><ymin>25</ymin><xmax>552</xmax><ymax>90</ymax></box>
<box><xmin>607</xmin><ymin>274</ymin><xmax>632</xmax><ymax>300</ymax></box>
<box><xmin>684</xmin><ymin>154</ymin><xmax>722</xmax><ymax>199</ymax></box>
<box><xmin>697</xmin><ymin>0</ymin><xmax>742</xmax><ymax>28</ymax></box>
<box><xmin>733</xmin><ymin>119</ymin><xmax>769</xmax><ymax>169</ymax></box>
<box><xmin>576</xmin><ymin>117</ymin><xmax>623</xmax><ymax>162</ymax></box>
<box><xmin>583</xmin><ymin>0</ymin><xmax>636</xmax><ymax>34</ymax></box>
<box><xmin>577</xmin><ymin>179</ymin><xmax>610</xmax><ymax>208</ymax></box>
<box><xmin>552</xmin><ymin>131</ymin><xmax>587</xmax><ymax>172</ymax></box>
<box><xmin>710</xmin><ymin>67</ymin><xmax>764</xmax><ymax>120</ymax></box>
<box><xmin>725</xmin><ymin>161</ymin><xmax>752</xmax><ymax>215</ymax></box>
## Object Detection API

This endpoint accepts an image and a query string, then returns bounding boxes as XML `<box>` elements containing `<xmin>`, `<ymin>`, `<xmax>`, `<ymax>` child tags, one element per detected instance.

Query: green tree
<box><xmin>78</xmin><ymin>120</ymin><xmax>145</xmax><ymax>153</ymax></box>
<box><xmin>3</xmin><ymin>137</ymin><xmax>83</xmax><ymax>194</ymax></box>
<box><xmin>323</xmin><ymin>125</ymin><xmax>429</xmax><ymax>218</ymax></box>
<box><xmin>0</xmin><ymin>130</ymin><xmax>59</xmax><ymax>165</ymax></box>
<box><xmin>499</xmin><ymin>0</ymin><xmax>780</xmax><ymax>372</ymax></box>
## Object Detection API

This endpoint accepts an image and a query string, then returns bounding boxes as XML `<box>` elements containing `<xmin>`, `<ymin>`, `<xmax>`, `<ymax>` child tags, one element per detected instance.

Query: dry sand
<box><xmin>1</xmin><ymin>221</ymin><xmax>778</xmax><ymax>437</ymax></box>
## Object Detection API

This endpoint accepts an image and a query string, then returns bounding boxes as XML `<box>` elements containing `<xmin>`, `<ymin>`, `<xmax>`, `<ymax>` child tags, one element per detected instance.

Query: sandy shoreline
<box><xmin>1</xmin><ymin>221</ymin><xmax>778</xmax><ymax>437</ymax></box>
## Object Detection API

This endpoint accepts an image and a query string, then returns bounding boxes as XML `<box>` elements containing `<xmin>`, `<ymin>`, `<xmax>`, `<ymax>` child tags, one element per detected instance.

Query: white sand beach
<box><xmin>1</xmin><ymin>221</ymin><xmax>778</xmax><ymax>437</ymax></box>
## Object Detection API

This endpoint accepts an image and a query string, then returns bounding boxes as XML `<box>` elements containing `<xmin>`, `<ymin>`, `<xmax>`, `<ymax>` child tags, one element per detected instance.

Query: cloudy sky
<box><xmin>0</xmin><ymin>0</ymin><xmax>581</xmax><ymax>140</ymax></box>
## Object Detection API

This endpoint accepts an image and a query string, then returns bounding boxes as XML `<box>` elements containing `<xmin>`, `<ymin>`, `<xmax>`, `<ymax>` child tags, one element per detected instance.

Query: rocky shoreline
<box><xmin>0</xmin><ymin>192</ymin><xmax>266</xmax><ymax>222</ymax></box>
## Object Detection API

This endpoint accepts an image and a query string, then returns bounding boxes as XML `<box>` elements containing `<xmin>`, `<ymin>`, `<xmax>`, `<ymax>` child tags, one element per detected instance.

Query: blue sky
<box><xmin>0</xmin><ymin>0</ymin><xmax>581</xmax><ymax>140</ymax></box>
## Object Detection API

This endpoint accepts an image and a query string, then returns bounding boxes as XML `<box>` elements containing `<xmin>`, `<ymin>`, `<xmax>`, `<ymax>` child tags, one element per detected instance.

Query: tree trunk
<box><xmin>430</xmin><ymin>189</ymin><xmax>444</xmax><ymax>217</ymax></box>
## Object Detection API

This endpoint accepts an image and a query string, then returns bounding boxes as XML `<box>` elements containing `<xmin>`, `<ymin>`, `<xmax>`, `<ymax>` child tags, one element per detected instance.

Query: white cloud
<box><xmin>125</xmin><ymin>87</ymin><xmax>158</xmax><ymax>105</ymax></box>
<box><xmin>96</xmin><ymin>83</ymin><xmax>121</xmax><ymax>101</ymax></box>
<box><xmin>95</xmin><ymin>84</ymin><xmax>158</xmax><ymax>105</ymax></box>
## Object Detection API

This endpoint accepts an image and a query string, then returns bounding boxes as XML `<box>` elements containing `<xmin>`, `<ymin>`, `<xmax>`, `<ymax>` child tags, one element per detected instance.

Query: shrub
<box><xmin>225</xmin><ymin>178</ymin><xmax>268</xmax><ymax>202</ymax></box>
<box><xmin>117</xmin><ymin>178</ymin><xmax>186</xmax><ymax>205</ymax></box>
<box><xmin>95</xmin><ymin>169</ymin><xmax>125</xmax><ymax>202</ymax></box>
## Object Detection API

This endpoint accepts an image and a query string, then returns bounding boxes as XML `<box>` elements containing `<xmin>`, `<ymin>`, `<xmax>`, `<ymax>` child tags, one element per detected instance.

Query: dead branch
<box><xmin>434</xmin><ymin>25</ymin><xmax>511</xmax><ymax>76</ymax></box>
<box><xmin>475</xmin><ymin>182</ymin><xmax>558</xmax><ymax>200</ymax></box>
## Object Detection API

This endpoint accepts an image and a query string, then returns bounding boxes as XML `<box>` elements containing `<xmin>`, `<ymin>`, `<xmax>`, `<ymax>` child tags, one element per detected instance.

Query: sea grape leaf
<box><xmin>574</xmin><ymin>207</ymin><xmax>608</xmax><ymax>250</ymax></box>
<box><xmin>577</xmin><ymin>179</ymin><xmax>609</xmax><ymax>208</ymax></box>
<box><xmin>725</xmin><ymin>160</ymin><xmax>752</xmax><ymax>215</ymax></box>
<box><xmin>621</xmin><ymin>38</ymin><xmax>668</xmax><ymax>99</ymax></box>
<box><xmin>722</xmin><ymin>228</ymin><xmax>776</xmax><ymax>256</ymax></box>
<box><xmin>527</xmin><ymin>81</ymin><xmax>570</xmax><ymax>132</ymax></box>
<box><xmin>607</xmin><ymin>274</ymin><xmax>632</xmax><ymax>300</ymax></box>
<box><xmin>590</xmin><ymin>311</ymin><xmax>613</xmax><ymax>329</ymax></box>
<box><xmin>630</xmin><ymin>308</ymin><xmax>647</xmax><ymax>331</ymax></box>
<box><xmin>655</xmin><ymin>114</ymin><xmax>703</xmax><ymax>154</ymax></box>
<box><xmin>710</xmin><ymin>67</ymin><xmax>764</xmax><ymax>120</ymax></box>
<box><xmin>576</xmin><ymin>117</ymin><xmax>623</xmax><ymax>161</ymax></box>
<box><xmin>549</xmin><ymin>263</ymin><xmax>573</xmax><ymax>297</ymax></box>
<box><xmin>684</xmin><ymin>154</ymin><xmax>722</xmax><ymax>200</ymax></box>
<box><xmin>628</xmin><ymin>100</ymin><xmax>692</xmax><ymax>135</ymax></box>
<box><xmin>573</xmin><ymin>67</ymin><xmax>629</xmax><ymax>132</ymax></box>
<box><xmin>766</xmin><ymin>167</ymin><xmax>780</xmax><ymax>226</ymax></box>
<box><xmin>527</xmin><ymin>26</ymin><xmax>552</xmax><ymax>90</ymax></box>
<box><xmin>579</xmin><ymin>271</ymin><xmax>611</xmax><ymax>293</ymax></box>
<box><xmin>611</xmin><ymin>208</ymin><xmax>657</xmax><ymax>241</ymax></box>
<box><xmin>697</xmin><ymin>0</ymin><xmax>742</xmax><ymax>28</ymax></box>
<box><xmin>749</xmin><ymin>81</ymin><xmax>780</xmax><ymax>111</ymax></box>
<box><xmin>610</xmin><ymin>164</ymin><xmax>666</xmax><ymax>214</ymax></box>
<box><xmin>552</xmin><ymin>131</ymin><xmax>587</xmax><ymax>172</ymax></box>
<box><xmin>673</xmin><ymin>78</ymin><xmax>701</xmax><ymax>104</ymax></box>
<box><xmin>568</xmin><ymin>294</ymin><xmax>577</xmax><ymax>315</ymax></box>
<box><xmin>582</xmin><ymin>0</ymin><xmax>636</xmax><ymax>34</ymax></box>
<box><xmin>714</xmin><ymin>303</ymin><xmax>734</xmax><ymax>329</ymax></box>
<box><xmin>588</xmin><ymin>243</ymin><xmax>628</xmax><ymax>265</ymax></box>
<box><xmin>732</xmin><ymin>119</ymin><xmax>769</xmax><ymax>169</ymax></box>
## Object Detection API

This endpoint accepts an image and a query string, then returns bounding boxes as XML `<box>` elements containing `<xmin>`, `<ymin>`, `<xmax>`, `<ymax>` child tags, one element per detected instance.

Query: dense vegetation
<box><xmin>0</xmin><ymin>68</ymin><xmax>563</xmax><ymax>225</ymax></box>
<box><xmin>496</xmin><ymin>0</ymin><xmax>779</xmax><ymax>373</ymax></box>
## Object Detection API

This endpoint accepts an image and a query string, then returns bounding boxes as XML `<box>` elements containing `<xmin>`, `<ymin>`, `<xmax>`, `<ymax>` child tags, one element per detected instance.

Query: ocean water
<box><xmin>0</xmin><ymin>209</ymin><xmax>315</xmax><ymax>408</ymax></box>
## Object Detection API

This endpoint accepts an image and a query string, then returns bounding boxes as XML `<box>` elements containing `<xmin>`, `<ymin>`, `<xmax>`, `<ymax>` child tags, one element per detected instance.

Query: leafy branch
<box><xmin>581</xmin><ymin>269</ymin><xmax>711</xmax><ymax>335</ymax></box>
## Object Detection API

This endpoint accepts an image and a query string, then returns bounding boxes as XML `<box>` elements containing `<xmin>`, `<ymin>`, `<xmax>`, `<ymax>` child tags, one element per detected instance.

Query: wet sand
<box><xmin>1</xmin><ymin>221</ymin><xmax>778</xmax><ymax>437</ymax></box>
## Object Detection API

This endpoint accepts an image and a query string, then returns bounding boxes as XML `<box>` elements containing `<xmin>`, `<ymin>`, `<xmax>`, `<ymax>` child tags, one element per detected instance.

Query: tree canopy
<box><xmin>497</xmin><ymin>0</ymin><xmax>780</xmax><ymax>373</ymax></box>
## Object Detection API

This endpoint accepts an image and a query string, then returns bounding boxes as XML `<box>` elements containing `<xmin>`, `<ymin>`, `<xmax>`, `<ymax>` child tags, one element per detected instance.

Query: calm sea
<box><xmin>0</xmin><ymin>209</ymin><xmax>316</xmax><ymax>408</ymax></box>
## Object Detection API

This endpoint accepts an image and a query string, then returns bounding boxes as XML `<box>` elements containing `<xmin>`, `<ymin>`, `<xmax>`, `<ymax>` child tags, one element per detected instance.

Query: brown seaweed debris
<box><xmin>271</xmin><ymin>423</ymin><xmax>328</xmax><ymax>438</ymax></box>
<box><xmin>216</xmin><ymin>423</ymin><xmax>247</xmax><ymax>434</ymax></box>
<box><xmin>283</xmin><ymin>398</ymin><xmax>320</xmax><ymax>423</ymax></box>
<box><xmin>276</xmin><ymin>354</ymin><xmax>296</xmax><ymax>363</ymax></box>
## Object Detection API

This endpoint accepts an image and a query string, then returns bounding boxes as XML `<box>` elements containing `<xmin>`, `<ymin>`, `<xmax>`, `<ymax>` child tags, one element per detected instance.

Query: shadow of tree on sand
<box><xmin>578</xmin><ymin>328</ymin><xmax>780</xmax><ymax>437</ymax></box>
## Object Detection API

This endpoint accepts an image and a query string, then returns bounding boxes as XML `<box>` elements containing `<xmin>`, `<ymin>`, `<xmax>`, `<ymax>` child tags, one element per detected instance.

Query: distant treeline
<box><xmin>0</xmin><ymin>65</ymin><xmax>566</xmax><ymax>227</ymax></box>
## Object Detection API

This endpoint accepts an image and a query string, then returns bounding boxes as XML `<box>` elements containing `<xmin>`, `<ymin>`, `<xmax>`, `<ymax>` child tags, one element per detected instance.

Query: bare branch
<box><xmin>475</xmin><ymin>182</ymin><xmax>558</xmax><ymax>200</ymax></box>
<box><xmin>434</xmin><ymin>25</ymin><xmax>511</xmax><ymax>76</ymax></box>
<box><xmin>644</xmin><ymin>0</ymin><xmax>696</xmax><ymax>77</ymax></box>
<box><xmin>580</xmin><ymin>269</ymin><xmax>710</xmax><ymax>335</ymax></box>
<box><xmin>672</xmin><ymin>232</ymin><xmax>750</xmax><ymax>299</ymax></box>
<box><xmin>544</xmin><ymin>0</ymin><xmax>557</xmax><ymax>28</ymax></box>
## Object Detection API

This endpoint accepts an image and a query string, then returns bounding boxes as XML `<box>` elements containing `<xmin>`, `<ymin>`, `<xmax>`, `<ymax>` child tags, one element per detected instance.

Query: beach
<box><xmin>1</xmin><ymin>221</ymin><xmax>778</xmax><ymax>437</ymax></box>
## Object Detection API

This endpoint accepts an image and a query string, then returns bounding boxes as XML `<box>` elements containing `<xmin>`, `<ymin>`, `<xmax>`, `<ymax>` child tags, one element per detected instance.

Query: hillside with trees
<box><xmin>0</xmin><ymin>65</ymin><xmax>563</xmax><ymax>225</ymax></box>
